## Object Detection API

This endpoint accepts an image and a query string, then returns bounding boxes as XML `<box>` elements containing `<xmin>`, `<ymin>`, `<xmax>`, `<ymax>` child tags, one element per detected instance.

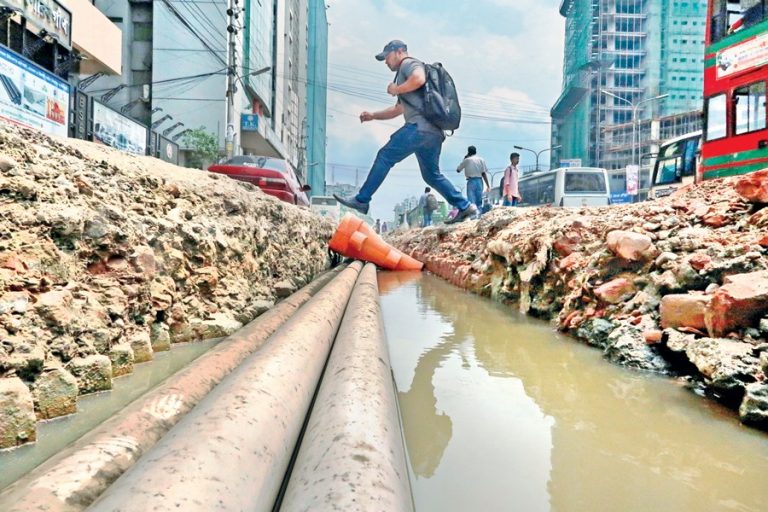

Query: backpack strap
<box><xmin>395</xmin><ymin>59</ymin><xmax>448</xmax><ymax>135</ymax></box>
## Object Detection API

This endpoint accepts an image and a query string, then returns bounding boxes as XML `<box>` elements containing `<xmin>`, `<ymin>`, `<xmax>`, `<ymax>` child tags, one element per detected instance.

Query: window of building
<box><xmin>134</xmin><ymin>22</ymin><xmax>152</xmax><ymax>42</ymax></box>
<box><xmin>734</xmin><ymin>81</ymin><xmax>767</xmax><ymax>134</ymax></box>
<box><xmin>706</xmin><ymin>93</ymin><xmax>727</xmax><ymax>140</ymax></box>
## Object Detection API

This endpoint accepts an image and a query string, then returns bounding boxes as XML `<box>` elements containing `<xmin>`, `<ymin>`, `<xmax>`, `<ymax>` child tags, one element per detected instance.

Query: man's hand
<box><xmin>387</xmin><ymin>83</ymin><xmax>399</xmax><ymax>96</ymax></box>
<box><xmin>359</xmin><ymin>111</ymin><xmax>375</xmax><ymax>123</ymax></box>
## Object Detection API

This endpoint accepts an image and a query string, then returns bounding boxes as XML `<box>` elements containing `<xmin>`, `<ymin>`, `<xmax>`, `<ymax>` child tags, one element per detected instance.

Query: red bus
<box><xmin>703</xmin><ymin>1</ymin><xmax>768</xmax><ymax>180</ymax></box>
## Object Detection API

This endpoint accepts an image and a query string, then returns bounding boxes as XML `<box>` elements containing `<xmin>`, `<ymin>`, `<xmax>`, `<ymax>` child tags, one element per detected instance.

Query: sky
<box><xmin>324</xmin><ymin>0</ymin><xmax>566</xmax><ymax>221</ymax></box>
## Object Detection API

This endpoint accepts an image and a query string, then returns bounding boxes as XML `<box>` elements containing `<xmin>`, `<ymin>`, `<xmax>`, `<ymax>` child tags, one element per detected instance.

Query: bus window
<box><xmin>711</xmin><ymin>1</ymin><xmax>767</xmax><ymax>43</ymax></box>
<box><xmin>519</xmin><ymin>177</ymin><xmax>538</xmax><ymax>205</ymax></box>
<box><xmin>706</xmin><ymin>94</ymin><xmax>728</xmax><ymax>140</ymax></box>
<box><xmin>539</xmin><ymin>174</ymin><xmax>556</xmax><ymax>204</ymax></box>
<box><xmin>682</xmin><ymin>139</ymin><xmax>699</xmax><ymax>177</ymax></box>
<box><xmin>734</xmin><ymin>82</ymin><xmax>767</xmax><ymax>135</ymax></box>
<box><xmin>655</xmin><ymin>158</ymin><xmax>681</xmax><ymax>185</ymax></box>
<box><xmin>564</xmin><ymin>172</ymin><xmax>607</xmax><ymax>194</ymax></box>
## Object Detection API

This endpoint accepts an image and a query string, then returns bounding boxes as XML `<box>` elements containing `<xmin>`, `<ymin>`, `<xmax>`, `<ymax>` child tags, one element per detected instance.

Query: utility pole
<box><xmin>225</xmin><ymin>0</ymin><xmax>239</xmax><ymax>158</ymax></box>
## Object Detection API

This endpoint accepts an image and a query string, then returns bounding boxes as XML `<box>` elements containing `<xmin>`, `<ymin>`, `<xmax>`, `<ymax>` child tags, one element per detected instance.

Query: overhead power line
<box><xmin>160</xmin><ymin>0</ymin><xmax>227</xmax><ymax>67</ymax></box>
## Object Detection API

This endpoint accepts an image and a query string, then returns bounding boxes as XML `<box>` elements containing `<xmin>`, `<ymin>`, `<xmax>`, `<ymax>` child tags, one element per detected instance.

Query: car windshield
<box><xmin>226</xmin><ymin>156</ymin><xmax>286</xmax><ymax>173</ymax></box>
<box><xmin>564</xmin><ymin>172</ymin><xmax>607</xmax><ymax>194</ymax></box>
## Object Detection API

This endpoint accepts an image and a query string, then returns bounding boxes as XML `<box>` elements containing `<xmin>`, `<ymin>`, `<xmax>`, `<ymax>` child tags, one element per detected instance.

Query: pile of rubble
<box><xmin>0</xmin><ymin>125</ymin><xmax>331</xmax><ymax>448</ymax></box>
<box><xmin>390</xmin><ymin>171</ymin><xmax>768</xmax><ymax>430</ymax></box>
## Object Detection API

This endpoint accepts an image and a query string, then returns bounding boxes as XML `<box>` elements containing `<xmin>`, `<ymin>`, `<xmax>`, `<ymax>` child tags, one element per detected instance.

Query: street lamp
<box><xmin>600</xmin><ymin>90</ymin><xmax>668</xmax><ymax>169</ymax></box>
<box><xmin>513</xmin><ymin>144</ymin><xmax>562</xmax><ymax>173</ymax></box>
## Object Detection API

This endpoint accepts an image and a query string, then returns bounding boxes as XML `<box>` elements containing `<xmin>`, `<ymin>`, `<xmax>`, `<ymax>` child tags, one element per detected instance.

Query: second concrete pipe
<box><xmin>89</xmin><ymin>261</ymin><xmax>363</xmax><ymax>512</ymax></box>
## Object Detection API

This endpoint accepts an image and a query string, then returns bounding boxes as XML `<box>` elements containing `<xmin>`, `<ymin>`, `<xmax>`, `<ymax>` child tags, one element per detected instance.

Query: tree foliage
<box><xmin>183</xmin><ymin>127</ymin><xmax>219</xmax><ymax>169</ymax></box>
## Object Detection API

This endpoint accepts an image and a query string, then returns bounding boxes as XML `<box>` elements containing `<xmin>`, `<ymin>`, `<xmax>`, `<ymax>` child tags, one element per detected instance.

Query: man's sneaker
<box><xmin>444</xmin><ymin>204</ymin><xmax>478</xmax><ymax>224</ymax></box>
<box><xmin>333</xmin><ymin>194</ymin><xmax>370</xmax><ymax>215</ymax></box>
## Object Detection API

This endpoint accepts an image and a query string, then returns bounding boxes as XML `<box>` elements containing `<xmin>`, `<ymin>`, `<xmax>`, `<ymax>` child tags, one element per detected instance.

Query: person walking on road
<box><xmin>456</xmin><ymin>145</ymin><xmax>490</xmax><ymax>218</ymax></box>
<box><xmin>418</xmin><ymin>187</ymin><xmax>438</xmax><ymax>227</ymax></box>
<box><xmin>332</xmin><ymin>39</ymin><xmax>477</xmax><ymax>224</ymax></box>
<box><xmin>502</xmin><ymin>152</ymin><xmax>523</xmax><ymax>206</ymax></box>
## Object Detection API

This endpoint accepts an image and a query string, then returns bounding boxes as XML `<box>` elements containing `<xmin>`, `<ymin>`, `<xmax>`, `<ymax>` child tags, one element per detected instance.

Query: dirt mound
<box><xmin>0</xmin><ymin>125</ymin><xmax>331</xmax><ymax>447</ymax></box>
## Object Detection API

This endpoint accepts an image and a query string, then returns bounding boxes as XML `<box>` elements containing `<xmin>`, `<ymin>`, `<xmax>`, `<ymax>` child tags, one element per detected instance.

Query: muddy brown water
<box><xmin>0</xmin><ymin>338</ymin><xmax>220</xmax><ymax>490</ymax></box>
<box><xmin>379</xmin><ymin>272</ymin><xmax>768</xmax><ymax>512</ymax></box>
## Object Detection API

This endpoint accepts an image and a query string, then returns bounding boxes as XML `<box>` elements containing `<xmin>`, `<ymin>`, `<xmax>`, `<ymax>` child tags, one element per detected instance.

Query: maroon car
<box><xmin>208</xmin><ymin>155</ymin><xmax>311</xmax><ymax>206</ymax></box>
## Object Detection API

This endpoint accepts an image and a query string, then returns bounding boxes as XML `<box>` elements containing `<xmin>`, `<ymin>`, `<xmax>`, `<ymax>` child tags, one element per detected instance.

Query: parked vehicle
<box><xmin>208</xmin><ymin>155</ymin><xmax>311</xmax><ymax>206</ymax></box>
<box><xmin>310</xmin><ymin>195</ymin><xmax>341</xmax><ymax>222</ymax></box>
<box><xmin>518</xmin><ymin>166</ymin><xmax>610</xmax><ymax>207</ymax></box>
<box><xmin>649</xmin><ymin>131</ymin><xmax>701</xmax><ymax>199</ymax></box>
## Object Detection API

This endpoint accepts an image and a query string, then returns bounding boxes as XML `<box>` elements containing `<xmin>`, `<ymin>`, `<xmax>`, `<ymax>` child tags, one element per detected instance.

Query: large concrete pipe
<box><xmin>280</xmin><ymin>264</ymin><xmax>414</xmax><ymax>512</ymax></box>
<box><xmin>0</xmin><ymin>267</ymin><xmax>342</xmax><ymax>512</ymax></box>
<box><xmin>89</xmin><ymin>261</ymin><xmax>363</xmax><ymax>512</ymax></box>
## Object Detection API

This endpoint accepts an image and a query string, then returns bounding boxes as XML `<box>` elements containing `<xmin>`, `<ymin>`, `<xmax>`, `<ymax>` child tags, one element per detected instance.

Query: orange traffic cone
<box><xmin>329</xmin><ymin>213</ymin><xmax>424</xmax><ymax>271</ymax></box>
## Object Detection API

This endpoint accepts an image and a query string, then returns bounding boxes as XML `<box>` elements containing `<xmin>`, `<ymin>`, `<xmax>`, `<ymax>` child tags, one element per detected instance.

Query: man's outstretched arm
<box><xmin>360</xmin><ymin>103</ymin><xmax>404</xmax><ymax>122</ymax></box>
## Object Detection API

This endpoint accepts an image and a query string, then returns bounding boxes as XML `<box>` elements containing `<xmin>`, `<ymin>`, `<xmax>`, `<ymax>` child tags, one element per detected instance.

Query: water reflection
<box><xmin>379</xmin><ymin>272</ymin><xmax>768</xmax><ymax>512</ymax></box>
<box><xmin>0</xmin><ymin>339</ymin><xmax>219</xmax><ymax>490</ymax></box>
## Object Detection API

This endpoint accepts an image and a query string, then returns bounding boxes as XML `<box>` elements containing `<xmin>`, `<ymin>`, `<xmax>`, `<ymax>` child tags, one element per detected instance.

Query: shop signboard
<box><xmin>92</xmin><ymin>100</ymin><xmax>148</xmax><ymax>155</ymax></box>
<box><xmin>157</xmin><ymin>135</ymin><xmax>179</xmax><ymax>164</ymax></box>
<box><xmin>241</xmin><ymin>113</ymin><xmax>259</xmax><ymax>131</ymax></box>
<box><xmin>0</xmin><ymin>0</ymin><xmax>72</xmax><ymax>48</ymax></box>
<box><xmin>71</xmin><ymin>89</ymin><xmax>89</xmax><ymax>139</ymax></box>
<box><xmin>0</xmin><ymin>45</ymin><xmax>69</xmax><ymax>137</ymax></box>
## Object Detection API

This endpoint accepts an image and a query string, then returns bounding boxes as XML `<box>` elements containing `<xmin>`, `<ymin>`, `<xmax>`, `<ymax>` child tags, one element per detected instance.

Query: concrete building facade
<box><xmin>551</xmin><ymin>0</ymin><xmax>707</xmax><ymax>170</ymax></box>
<box><xmin>305</xmin><ymin>0</ymin><xmax>327</xmax><ymax>196</ymax></box>
<box><xmin>90</xmin><ymin>0</ymin><xmax>327</xmax><ymax>181</ymax></box>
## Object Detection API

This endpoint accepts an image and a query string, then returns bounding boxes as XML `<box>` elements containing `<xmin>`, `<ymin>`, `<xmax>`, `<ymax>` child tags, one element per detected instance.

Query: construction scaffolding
<box><xmin>552</xmin><ymin>0</ymin><xmax>706</xmax><ymax>170</ymax></box>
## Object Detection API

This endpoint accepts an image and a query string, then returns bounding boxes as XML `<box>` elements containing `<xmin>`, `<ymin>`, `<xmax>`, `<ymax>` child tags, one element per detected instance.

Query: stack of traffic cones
<box><xmin>329</xmin><ymin>214</ymin><xmax>424</xmax><ymax>271</ymax></box>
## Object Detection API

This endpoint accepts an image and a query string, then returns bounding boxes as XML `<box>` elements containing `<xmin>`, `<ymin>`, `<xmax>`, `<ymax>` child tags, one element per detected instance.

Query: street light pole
<box><xmin>514</xmin><ymin>145</ymin><xmax>562</xmax><ymax>173</ymax></box>
<box><xmin>632</xmin><ymin>94</ymin><xmax>668</xmax><ymax>169</ymax></box>
<box><xmin>601</xmin><ymin>90</ymin><xmax>668</xmax><ymax>169</ymax></box>
<box><xmin>225</xmin><ymin>0</ymin><xmax>238</xmax><ymax>158</ymax></box>
<box><xmin>513</xmin><ymin>145</ymin><xmax>537</xmax><ymax>172</ymax></box>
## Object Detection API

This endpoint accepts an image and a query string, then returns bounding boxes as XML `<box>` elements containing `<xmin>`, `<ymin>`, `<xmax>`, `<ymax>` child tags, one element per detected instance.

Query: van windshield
<box><xmin>564</xmin><ymin>172</ymin><xmax>606</xmax><ymax>194</ymax></box>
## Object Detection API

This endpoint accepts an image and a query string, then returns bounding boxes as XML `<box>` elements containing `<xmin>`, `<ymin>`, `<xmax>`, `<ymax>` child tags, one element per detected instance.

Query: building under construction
<box><xmin>551</xmin><ymin>0</ymin><xmax>706</xmax><ymax>170</ymax></box>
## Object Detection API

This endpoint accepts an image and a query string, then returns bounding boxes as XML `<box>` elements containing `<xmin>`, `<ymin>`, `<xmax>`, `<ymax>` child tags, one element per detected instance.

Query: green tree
<box><xmin>183</xmin><ymin>127</ymin><xmax>219</xmax><ymax>169</ymax></box>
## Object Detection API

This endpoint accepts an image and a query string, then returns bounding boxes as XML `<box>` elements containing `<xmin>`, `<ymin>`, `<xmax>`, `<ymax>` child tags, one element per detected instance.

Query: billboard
<box><xmin>0</xmin><ymin>45</ymin><xmax>69</xmax><ymax>137</ymax></box>
<box><xmin>626</xmin><ymin>164</ymin><xmax>639</xmax><ymax>195</ymax></box>
<box><xmin>560</xmin><ymin>159</ymin><xmax>582</xmax><ymax>168</ymax></box>
<box><xmin>92</xmin><ymin>101</ymin><xmax>148</xmax><ymax>155</ymax></box>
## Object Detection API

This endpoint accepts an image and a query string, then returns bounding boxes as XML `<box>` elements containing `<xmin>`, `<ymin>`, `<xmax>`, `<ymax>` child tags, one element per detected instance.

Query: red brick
<box><xmin>660</xmin><ymin>294</ymin><xmax>711</xmax><ymax>330</ymax></box>
<box><xmin>735</xmin><ymin>168</ymin><xmax>768</xmax><ymax>203</ymax></box>
<box><xmin>705</xmin><ymin>271</ymin><xmax>768</xmax><ymax>337</ymax></box>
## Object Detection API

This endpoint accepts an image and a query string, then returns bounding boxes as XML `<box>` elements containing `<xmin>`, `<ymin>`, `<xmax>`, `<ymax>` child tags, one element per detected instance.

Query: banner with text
<box><xmin>0</xmin><ymin>45</ymin><xmax>69</xmax><ymax>137</ymax></box>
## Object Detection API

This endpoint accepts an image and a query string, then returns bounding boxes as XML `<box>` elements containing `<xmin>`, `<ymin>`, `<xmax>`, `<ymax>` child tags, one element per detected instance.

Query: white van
<box><xmin>310</xmin><ymin>196</ymin><xmax>341</xmax><ymax>222</ymax></box>
<box><xmin>518</xmin><ymin>167</ymin><xmax>610</xmax><ymax>207</ymax></box>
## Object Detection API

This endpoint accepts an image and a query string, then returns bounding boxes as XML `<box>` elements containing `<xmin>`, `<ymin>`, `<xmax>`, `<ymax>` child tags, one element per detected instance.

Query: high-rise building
<box><xmin>551</xmin><ymin>0</ymin><xmax>707</xmax><ymax>170</ymax></box>
<box><xmin>92</xmin><ymin>0</ymin><xmax>327</xmax><ymax>178</ymax></box>
<box><xmin>305</xmin><ymin>0</ymin><xmax>328</xmax><ymax>196</ymax></box>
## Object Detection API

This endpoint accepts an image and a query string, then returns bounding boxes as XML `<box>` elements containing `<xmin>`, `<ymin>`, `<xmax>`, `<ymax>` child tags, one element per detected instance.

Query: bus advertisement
<box><xmin>702</xmin><ymin>1</ymin><xmax>768</xmax><ymax>180</ymax></box>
